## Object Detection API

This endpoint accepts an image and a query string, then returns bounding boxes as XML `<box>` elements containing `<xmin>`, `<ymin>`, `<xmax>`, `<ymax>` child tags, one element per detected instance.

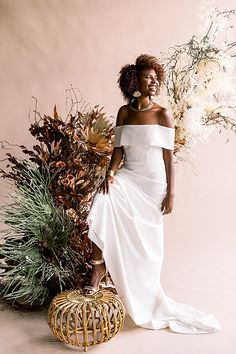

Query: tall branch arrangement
<box><xmin>158</xmin><ymin>0</ymin><xmax>236</xmax><ymax>158</ymax></box>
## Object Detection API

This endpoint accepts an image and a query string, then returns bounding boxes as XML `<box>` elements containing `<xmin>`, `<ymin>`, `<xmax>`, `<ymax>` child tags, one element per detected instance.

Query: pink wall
<box><xmin>0</xmin><ymin>1</ymin><xmax>236</xmax><ymax>352</ymax></box>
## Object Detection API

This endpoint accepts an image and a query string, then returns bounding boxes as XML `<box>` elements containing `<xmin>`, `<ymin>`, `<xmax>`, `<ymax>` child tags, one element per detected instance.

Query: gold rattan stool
<box><xmin>47</xmin><ymin>288</ymin><xmax>126</xmax><ymax>351</ymax></box>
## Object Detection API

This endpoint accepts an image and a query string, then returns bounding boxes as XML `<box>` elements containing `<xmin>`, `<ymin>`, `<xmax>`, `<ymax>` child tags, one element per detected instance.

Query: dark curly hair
<box><xmin>117</xmin><ymin>54</ymin><xmax>165</xmax><ymax>102</ymax></box>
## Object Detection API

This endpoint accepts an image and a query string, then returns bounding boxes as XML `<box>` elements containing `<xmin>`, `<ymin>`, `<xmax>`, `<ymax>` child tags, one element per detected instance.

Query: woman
<box><xmin>86</xmin><ymin>54</ymin><xmax>221</xmax><ymax>334</ymax></box>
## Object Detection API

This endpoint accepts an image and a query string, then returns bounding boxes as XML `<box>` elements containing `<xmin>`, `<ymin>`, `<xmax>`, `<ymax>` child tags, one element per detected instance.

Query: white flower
<box><xmin>157</xmin><ymin>0</ymin><xmax>236</xmax><ymax>159</ymax></box>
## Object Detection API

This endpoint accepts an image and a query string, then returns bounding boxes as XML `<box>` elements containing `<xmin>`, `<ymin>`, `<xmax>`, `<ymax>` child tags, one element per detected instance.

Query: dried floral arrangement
<box><xmin>158</xmin><ymin>0</ymin><xmax>236</xmax><ymax>159</ymax></box>
<box><xmin>0</xmin><ymin>91</ymin><xmax>115</xmax><ymax>307</ymax></box>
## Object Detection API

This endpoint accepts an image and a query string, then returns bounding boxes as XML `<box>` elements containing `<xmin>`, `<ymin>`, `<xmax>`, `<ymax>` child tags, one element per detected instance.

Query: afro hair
<box><xmin>117</xmin><ymin>54</ymin><xmax>165</xmax><ymax>102</ymax></box>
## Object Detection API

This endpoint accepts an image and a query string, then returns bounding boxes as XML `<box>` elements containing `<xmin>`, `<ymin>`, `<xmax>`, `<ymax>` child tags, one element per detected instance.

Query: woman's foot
<box><xmin>84</xmin><ymin>258</ymin><xmax>108</xmax><ymax>294</ymax></box>
<box><xmin>90</xmin><ymin>262</ymin><xmax>107</xmax><ymax>290</ymax></box>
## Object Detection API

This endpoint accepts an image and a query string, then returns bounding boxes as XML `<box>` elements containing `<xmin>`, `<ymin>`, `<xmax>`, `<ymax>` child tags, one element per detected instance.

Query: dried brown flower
<box><xmin>56</xmin><ymin>161</ymin><xmax>66</xmax><ymax>168</ymax></box>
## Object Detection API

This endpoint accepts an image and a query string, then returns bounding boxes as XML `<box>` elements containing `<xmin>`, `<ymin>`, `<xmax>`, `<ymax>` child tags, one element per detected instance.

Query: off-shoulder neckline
<box><xmin>115</xmin><ymin>124</ymin><xmax>175</xmax><ymax>130</ymax></box>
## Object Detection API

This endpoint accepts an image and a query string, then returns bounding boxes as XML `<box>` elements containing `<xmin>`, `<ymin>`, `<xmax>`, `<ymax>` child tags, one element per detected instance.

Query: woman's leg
<box><xmin>90</xmin><ymin>241</ymin><xmax>106</xmax><ymax>288</ymax></box>
<box><xmin>91</xmin><ymin>241</ymin><xmax>103</xmax><ymax>260</ymax></box>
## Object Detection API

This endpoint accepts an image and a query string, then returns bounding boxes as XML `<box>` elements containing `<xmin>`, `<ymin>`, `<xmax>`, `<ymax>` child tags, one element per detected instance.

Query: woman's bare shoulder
<box><xmin>157</xmin><ymin>106</ymin><xmax>175</xmax><ymax>129</ymax></box>
<box><xmin>116</xmin><ymin>104</ymin><xmax>129</xmax><ymax>126</ymax></box>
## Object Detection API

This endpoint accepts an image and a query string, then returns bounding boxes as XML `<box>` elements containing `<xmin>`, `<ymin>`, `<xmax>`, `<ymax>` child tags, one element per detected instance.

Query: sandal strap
<box><xmin>100</xmin><ymin>281</ymin><xmax>116</xmax><ymax>289</ymax></box>
<box><xmin>84</xmin><ymin>285</ymin><xmax>98</xmax><ymax>293</ymax></box>
<box><xmin>90</xmin><ymin>258</ymin><xmax>105</xmax><ymax>265</ymax></box>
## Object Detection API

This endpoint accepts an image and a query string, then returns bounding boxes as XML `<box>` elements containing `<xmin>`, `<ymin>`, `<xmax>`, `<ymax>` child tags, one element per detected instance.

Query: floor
<box><xmin>0</xmin><ymin>273</ymin><xmax>235</xmax><ymax>354</ymax></box>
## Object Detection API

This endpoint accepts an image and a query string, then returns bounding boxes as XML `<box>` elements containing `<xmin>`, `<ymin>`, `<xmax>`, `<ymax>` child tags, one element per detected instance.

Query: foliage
<box><xmin>0</xmin><ymin>163</ymin><xmax>83</xmax><ymax>306</ymax></box>
<box><xmin>1</xmin><ymin>98</ymin><xmax>115</xmax><ymax>259</ymax></box>
<box><xmin>0</xmin><ymin>92</ymin><xmax>115</xmax><ymax>307</ymax></box>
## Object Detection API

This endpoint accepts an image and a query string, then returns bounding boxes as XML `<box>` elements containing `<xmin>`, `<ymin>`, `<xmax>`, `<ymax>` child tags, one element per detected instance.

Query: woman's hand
<box><xmin>161</xmin><ymin>193</ymin><xmax>174</xmax><ymax>215</ymax></box>
<box><xmin>99</xmin><ymin>176</ymin><xmax>114</xmax><ymax>194</ymax></box>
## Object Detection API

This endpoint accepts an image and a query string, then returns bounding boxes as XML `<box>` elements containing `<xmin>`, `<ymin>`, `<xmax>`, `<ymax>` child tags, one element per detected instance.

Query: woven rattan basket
<box><xmin>47</xmin><ymin>288</ymin><xmax>125</xmax><ymax>351</ymax></box>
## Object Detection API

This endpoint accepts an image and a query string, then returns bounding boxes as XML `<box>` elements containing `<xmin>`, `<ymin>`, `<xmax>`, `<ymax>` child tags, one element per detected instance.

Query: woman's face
<box><xmin>137</xmin><ymin>69</ymin><xmax>159</xmax><ymax>97</ymax></box>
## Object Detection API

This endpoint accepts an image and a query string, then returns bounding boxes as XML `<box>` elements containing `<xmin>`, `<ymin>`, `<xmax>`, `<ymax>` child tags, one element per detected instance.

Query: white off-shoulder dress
<box><xmin>86</xmin><ymin>124</ymin><xmax>221</xmax><ymax>334</ymax></box>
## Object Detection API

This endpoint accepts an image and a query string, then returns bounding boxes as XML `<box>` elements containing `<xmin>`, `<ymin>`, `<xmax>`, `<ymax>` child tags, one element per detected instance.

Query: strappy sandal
<box><xmin>84</xmin><ymin>258</ymin><xmax>116</xmax><ymax>295</ymax></box>
<box><xmin>84</xmin><ymin>258</ymin><xmax>108</xmax><ymax>295</ymax></box>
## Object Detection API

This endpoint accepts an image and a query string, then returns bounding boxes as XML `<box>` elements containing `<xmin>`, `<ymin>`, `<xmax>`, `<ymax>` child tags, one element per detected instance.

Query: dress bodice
<box><xmin>113</xmin><ymin>124</ymin><xmax>175</xmax><ymax>150</ymax></box>
<box><xmin>114</xmin><ymin>124</ymin><xmax>175</xmax><ymax>164</ymax></box>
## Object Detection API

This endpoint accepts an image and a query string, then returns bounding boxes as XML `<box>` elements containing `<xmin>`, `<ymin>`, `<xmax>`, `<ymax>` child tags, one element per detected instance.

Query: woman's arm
<box><xmin>102</xmin><ymin>106</ymin><xmax>126</xmax><ymax>193</ymax></box>
<box><xmin>107</xmin><ymin>146</ymin><xmax>124</xmax><ymax>173</ymax></box>
<box><xmin>159</xmin><ymin>108</ymin><xmax>175</xmax><ymax>213</ymax></box>
<box><xmin>107</xmin><ymin>106</ymin><xmax>126</xmax><ymax>173</ymax></box>
<box><xmin>163</xmin><ymin>149</ymin><xmax>175</xmax><ymax>197</ymax></box>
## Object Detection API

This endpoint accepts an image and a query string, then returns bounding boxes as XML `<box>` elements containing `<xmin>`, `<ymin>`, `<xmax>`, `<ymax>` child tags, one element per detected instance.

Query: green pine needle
<box><xmin>0</xmin><ymin>161</ymin><xmax>82</xmax><ymax>307</ymax></box>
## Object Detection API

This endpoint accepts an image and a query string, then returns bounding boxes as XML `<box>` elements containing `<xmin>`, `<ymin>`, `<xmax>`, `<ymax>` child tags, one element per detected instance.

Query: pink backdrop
<box><xmin>0</xmin><ymin>0</ymin><xmax>236</xmax><ymax>353</ymax></box>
